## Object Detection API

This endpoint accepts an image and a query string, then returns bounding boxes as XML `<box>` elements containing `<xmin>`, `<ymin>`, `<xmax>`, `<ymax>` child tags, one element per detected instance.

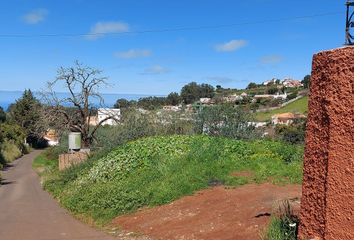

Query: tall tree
<box><xmin>8</xmin><ymin>89</ymin><xmax>43</xmax><ymax>142</ymax></box>
<box><xmin>302</xmin><ymin>75</ymin><xmax>311</xmax><ymax>89</ymax></box>
<box><xmin>180</xmin><ymin>82</ymin><xmax>215</xmax><ymax>104</ymax></box>
<box><xmin>114</xmin><ymin>98</ymin><xmax>131</xmax><ymax>109</ymax></box>
<box><xmin>199</xmin><ymin>83</ymin><xmax>215</xmax><ymax>98</ymax></box>
<box><xmin>0</xmin><ymin>107</ymin><xmax>6</xmax><ymax>123</ymax></box>
<box><xmin>166</xmin><ymin>92</ymin><xmax>181</xmax><ymax>106</ymax></box>
<box><xmin>247</xmin><ymin>82</ymin><xmax>258</xmax><ymax>89</ymax></box>
<box><xmin>42</xmin><ymin>61</ymin><xmax>117</xmax><ymax>147</ymax></box>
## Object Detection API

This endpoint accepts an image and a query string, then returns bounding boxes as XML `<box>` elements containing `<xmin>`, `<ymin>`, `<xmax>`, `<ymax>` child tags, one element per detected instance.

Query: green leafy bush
<box><xmin>40</xmin><ymin>135</ymin><xmax>303</xmax><ymax>224</ymax></box>
<box><xmin>0</xmin><ymin>141</ymin><xmax>22</xmax><ymax>163</ymax></box>
<box><xmin>275</xmin><ymin>119</ymin><xmax>306</xmax><ymax>144</ymax></box>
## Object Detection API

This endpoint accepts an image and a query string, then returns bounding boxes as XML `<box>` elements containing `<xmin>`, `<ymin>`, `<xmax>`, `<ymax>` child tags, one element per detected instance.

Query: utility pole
<box><xmin>345</xmin><ymin>0</ymin><xmax>354</xmax><ymax>45</ymax></box>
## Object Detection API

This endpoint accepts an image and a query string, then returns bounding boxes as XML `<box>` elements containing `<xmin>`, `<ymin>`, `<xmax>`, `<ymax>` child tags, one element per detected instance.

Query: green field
<box><xmin>35</xmin><ymin>135</ymin><xmax>304</xmax><ymax>225</ymax></box>
<box><xmin>255</xmin><ymin>96</ymin><xmax>308</xmax><ymax>122</ymax></box>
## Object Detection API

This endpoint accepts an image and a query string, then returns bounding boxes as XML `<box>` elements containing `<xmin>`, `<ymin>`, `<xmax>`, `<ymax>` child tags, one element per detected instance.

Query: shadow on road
<box><xmin>0</xmin><ymin>179</ymin><xmax>16</xmax><ymax>186</ymax></box>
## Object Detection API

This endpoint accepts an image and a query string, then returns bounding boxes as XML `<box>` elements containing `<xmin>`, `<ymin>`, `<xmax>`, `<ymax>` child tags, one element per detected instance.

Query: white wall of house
<box><xmin>97</xmin><ymin>108</ymin><xmax>121</xmax><ymax>126</ymax></box>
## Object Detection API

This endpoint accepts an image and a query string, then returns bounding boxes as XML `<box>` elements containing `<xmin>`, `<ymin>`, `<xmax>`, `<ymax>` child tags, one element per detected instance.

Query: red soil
<box><xmin>113</xmin><ymin>183</ymin><xmax>301</xmax><ymax>240</ymax></box>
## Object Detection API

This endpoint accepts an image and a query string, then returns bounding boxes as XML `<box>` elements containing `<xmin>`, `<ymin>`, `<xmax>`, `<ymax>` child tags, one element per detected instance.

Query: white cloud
<box><xmin>87</xmin><ymin>21</ymin><xmax>129</xmax><ymax>40</ymax></box>
<box><xmin>141</xmin><ymin>65</ymin><xmax>170</xmax><ymax>75</ymax></box>
<box><xmin>23</xmin><ymin>9</ymin><xmax>48</xmax><ymax>24</ymax></box>
<box><xmin>114</xmin><ymin>49</ymin><xmax>152</xmax><ymax>59</ymax></box>
<box><xmin>215</xmin><ymin>39</ymin><xmax>248</xmax><ymax>52</ymax></box>
<box><xmin>260</xmin><ymin>55</ymin><xmax>284</xmax><ymax>64</ymax></box>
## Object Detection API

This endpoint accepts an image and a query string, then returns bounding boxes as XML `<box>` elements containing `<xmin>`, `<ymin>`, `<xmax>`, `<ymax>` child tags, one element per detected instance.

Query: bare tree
<box><xmin>41</xmin><ymin>61</ymin><xmax>118</xmax><ymax>147</ymax></box>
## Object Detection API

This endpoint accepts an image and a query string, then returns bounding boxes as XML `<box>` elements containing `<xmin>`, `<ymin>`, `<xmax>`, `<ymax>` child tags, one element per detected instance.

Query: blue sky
<box><xmin>0</xmin><ymin>0</ymin><xmax>345</xmax><ymax>95</ymax></box>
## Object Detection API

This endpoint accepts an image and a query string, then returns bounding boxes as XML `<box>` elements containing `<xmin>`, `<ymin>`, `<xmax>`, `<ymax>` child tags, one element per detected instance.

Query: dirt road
<box><xmin>0</xmin><ymin>150</ymin><xmax>115</xmax><ymax>240</ymax></box>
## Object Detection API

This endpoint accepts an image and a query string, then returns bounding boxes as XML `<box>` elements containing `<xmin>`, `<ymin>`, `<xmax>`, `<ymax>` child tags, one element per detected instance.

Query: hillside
<box><xmin>39</xmin><ymin>135</ymin><xmax>304</xmax><ymax>224</ymax></box>
<box><xmin>255</xmin><ymin>96</ymin><xmax>309</xmax><ymax>122</ymax></box>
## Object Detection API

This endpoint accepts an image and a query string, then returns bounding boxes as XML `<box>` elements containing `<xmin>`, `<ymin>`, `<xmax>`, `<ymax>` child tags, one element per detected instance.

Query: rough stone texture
<box><xmin>298</xmin><ymin>46</ymin><xmax>354</xmax><ymax>240</ymax></box>
<box><xmin>58</xmin><ymin>152</ymin><xmax>88</xmax><ymax>171</ymax></box>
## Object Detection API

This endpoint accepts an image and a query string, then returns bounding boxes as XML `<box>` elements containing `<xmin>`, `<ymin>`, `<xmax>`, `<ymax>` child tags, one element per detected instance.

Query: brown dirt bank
<box><xmin>113</xmin><ymin>183</ymin><xmax>301</xmax><ymax>240</ymax></box>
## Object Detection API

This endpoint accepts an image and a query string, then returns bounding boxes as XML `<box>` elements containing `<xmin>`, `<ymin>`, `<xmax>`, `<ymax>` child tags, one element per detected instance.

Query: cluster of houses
<box><xmin>263</xmin><ymin>78</ymin><xmax>303</xmax><ymax>88</ymax></box>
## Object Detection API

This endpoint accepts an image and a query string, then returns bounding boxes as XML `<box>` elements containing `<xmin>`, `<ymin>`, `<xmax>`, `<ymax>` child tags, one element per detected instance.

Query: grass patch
<box><xmin>33</xmin><ymin>153</ymin><xmax>57</xmax><ymax>173</ymax></box>
<box><xmin>39</xmin><ymin>135</ymin><xmax>304</xmax><ymax>225</ymax></box>
<box><xmin>255</xmin><ymin>96</ymin><xmax>308</xmax><ymax>121</ymax></box>
<box><xmin>262</xmin><ymin>200</ymin><xmax>299</xmax><ymax>240</ymax></box>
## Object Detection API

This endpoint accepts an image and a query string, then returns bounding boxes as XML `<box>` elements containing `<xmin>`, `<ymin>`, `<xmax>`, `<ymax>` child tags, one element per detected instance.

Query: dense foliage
<box><xmin>195</xmin><ymin>104</ymin><xmax>259</xmax><ymax>140</ymax></box>
<box><xmin>275</xmin><ymin>119</ymin><xmax>306</xmax><ymax>144</ymax></box>
<box><xmin>301</xmin><ymin>75</ymin><xmax>311</xmax><ymax>89</ymax></box>
<box><xmin>8</xmin><ymin>89</ymin><xmax>43</xmax><ymax>145</ymax></box>
<box><xmin>0</xmin><ymin>107</ymin><xmax>6</xmax><ymax>123</ymax></box>
<box><xmin>38</xmin><ymin>135</ymin><xmax>303</xmax><ymax>224</ymax></box>
<box><xmin>0</xmin><ymin>123</ymin><xmax>28</xmax><ymax>169</ymax></box>
<box><xmin>136</xmin><ymin>96</ymin><xmax>168</xmax><ymax>110</ymax></box>
<box><xmin>180</xmin><ymin>82</ymin><xmax>215</xmax><ymax>104</ymax></box>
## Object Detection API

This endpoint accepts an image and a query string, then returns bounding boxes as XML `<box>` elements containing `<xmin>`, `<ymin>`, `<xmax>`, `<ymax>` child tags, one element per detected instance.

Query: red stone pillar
<box><xmin>298</xmin><ymin>46</ymin><xmax>354</xmax><ymax>240</ymax></box>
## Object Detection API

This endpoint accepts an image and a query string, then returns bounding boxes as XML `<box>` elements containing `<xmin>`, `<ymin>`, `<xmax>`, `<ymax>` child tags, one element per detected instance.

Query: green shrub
<box><xmin>40</xmin><ymin>135</ymin><xmax>303</xmax><ymax>224</ymax></box>
<box><xmin>0</xmin><ymin>141</ymin><xmax>22</xmax><ymax>163</ymax></box>
<box><xmin>195</xmin><ymin>104</ymin><xmax>260</xmax><ymax>140</ymax></box>
<box><xmin>275</xmin><ymin>119</ymin><xmax>306</xmax><ymax>144</ymax></box>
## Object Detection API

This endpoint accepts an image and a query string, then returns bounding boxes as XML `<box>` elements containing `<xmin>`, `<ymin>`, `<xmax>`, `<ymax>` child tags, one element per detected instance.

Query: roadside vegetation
<box><xmin>24</xmin><ymin>62</ymin><xmax>308</xmax><ymax>238</ymax></box>
<box><xmin>0</xmin><ymin>105</ymin><xmax>31</xmax><ymax>178</ymax></box>
<box><xmin>263</xmin><ymin>200</ymin><xmax>299</xmax><ymax>240</ymax></box>
<box><xmin>35</xmin><ymin>135</ymin><xmax>303</xmax><ymax>225</ymax></box>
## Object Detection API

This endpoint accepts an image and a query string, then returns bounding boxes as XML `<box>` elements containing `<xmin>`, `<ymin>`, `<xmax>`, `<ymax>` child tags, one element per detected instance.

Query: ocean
<box><xmin>0</xmin><ymin>91</ymin><xmax>156</xmax><ymax>111</ymax></box>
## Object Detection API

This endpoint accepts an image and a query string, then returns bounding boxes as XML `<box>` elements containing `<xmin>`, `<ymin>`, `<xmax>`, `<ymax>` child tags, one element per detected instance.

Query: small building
<box><xmin>271</xmin><ymin>112</ymin><xmax>306</xmax><ymax>125</ymax></box>
<box><xmin>240</xmin><ymin>92</ymin><xmax>248</xmax><ymax>98</ymax></box>
<box><xmin>98</xmin><ymin>108</ymin><xmax>121</xmax><ymax>126</ymax></box>
<box><xmin>200</xmin><ymin>98</ymin><xmax>215</xmax><ymax>105</ymax></box>
<box><xmin>254</xmin><ymin>92</ymin><xmax>287</xmax><ymax>100</ymax></box>
<box><xmin>43</xmin><ymin>129</ymin><xmax>59</xmax><ymax>146</ymax></box>
<box><xmin>263</xmin><ymin>78</ymin><xmax>279</xmax><ymax>86</ymax></box>
<box><xmin>273</xmin><ymin>92</ymin><xmax>287</xmax><ymax>100</ymax></box>
<box><xmin>87</xmin><ymin>108</ymin><xmax>121</xmax><ymax>126</ymax></box>
<box><xmin>254</xmin><ymin>94</ymin><xmax>273</xmax><ymax>99</ymax></box>
<box><xmin>163</xmin><ymin>105</ymin><xmax>181</xmax><ymax>112</ymax></box>
<box><xmin>247</xmin><ymin>122</ymin><xmax>268</xmax><ymax>128</ymax></box>
<box><xmin>222</xmin><ymin>94</ymin><xmax>242</xmax><ymax>103</ymax></box>
<box><xmin>282</xmin><ymin>78</ymin><xmax>303</xmax><ymax>88</ymax></box>
<box><xmin>87</xmin><ymin>116</ymin><xmax>99</xmax><ymax>126</ymax></box>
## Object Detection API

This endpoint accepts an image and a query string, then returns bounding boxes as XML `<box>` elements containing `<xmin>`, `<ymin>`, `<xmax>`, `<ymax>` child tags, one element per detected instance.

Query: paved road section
<box><xmin>0</xmin><ymin>150</ymin><xmax>115</xmax><ymax>240</ymax></box>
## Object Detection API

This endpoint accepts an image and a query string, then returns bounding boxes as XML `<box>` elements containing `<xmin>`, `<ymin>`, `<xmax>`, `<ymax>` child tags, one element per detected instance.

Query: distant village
<box><xmin>43</xmin><ymin>77</ymin><xmax>307</xmax><ymax>146</ymax></box>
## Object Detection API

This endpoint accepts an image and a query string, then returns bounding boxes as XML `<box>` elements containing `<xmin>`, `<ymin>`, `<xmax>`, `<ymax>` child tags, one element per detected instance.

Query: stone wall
<box><xmin>58</xmin><ymin>152</ymin><xmax>88</xmax><ymax>171</ymax></box>
<box><xmin>298</xmin><ymin>46</ymin><xmax>354</xmax><ymax>240</ymax></box>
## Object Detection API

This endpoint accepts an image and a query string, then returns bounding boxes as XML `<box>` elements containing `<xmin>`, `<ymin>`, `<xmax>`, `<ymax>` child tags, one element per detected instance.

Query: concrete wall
<box><xmin>298</xmin><ymin>46</ymin><xmax>354</xmax><ymax>240</ymax></box>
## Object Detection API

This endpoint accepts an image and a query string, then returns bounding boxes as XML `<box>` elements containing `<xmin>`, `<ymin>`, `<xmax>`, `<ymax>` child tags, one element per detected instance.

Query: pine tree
<box><xmin>9</xmin><ymin>89</ymin><xmax>42</xmax><ymax>142</ymax></box>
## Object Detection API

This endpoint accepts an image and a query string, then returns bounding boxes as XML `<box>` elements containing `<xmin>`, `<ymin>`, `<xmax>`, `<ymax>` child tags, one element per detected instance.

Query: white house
<box><xmin>254</xmin><ymin>92</ymin><xmax>287</xmax><ymax>100</ymax></box>
<box><xmin>43</xmin><ymin>129</ymin><xmax>59</xmax><ymax>146</ymax></box>
<box><xmin>281</xmin><ymin>78</ymin><xmax>303</xmax><ymax>88</ymax></box>
<box><xmin>163</xmin><ymin>105</ymin><xmax>181</xmax><ymax>112</ymax></box>
<box><xmin>97</xmin><ymin>108</ymin><xmax>121</xmax><ymax>126</ymax></box>
<box><xmin>263</xmin><ymin>78</ymin><xmax>279</xmax><ymax>86</ymax></box>
<box><xmin>200</xmin><ymin>98</ymin><xmax>215</xmax><ymax>105</ymax></box>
